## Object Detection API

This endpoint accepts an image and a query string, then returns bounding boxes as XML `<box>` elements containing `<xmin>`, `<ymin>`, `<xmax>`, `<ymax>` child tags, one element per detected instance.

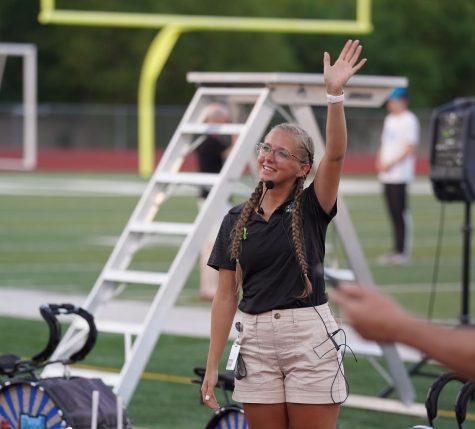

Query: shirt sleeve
<box><xmin>302</xmin><ymin>184</ymin><xmax>337</xmax><ymax>224</ymax></box>
<box><xmin>207</xmin><ymin>212</ymin><xmax>237</xmax><ymax>271</ymax></box>
<box><xmin>405</xmin><ymin>113</ymin><xmax>420</xmax><ymax>146</ymax></box>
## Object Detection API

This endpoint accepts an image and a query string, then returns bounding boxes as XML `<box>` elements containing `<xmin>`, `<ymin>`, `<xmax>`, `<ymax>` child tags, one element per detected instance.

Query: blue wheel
<box><xmin>205</xmin><ymin>405</ymin><xmax>247</xmax><ymax>429</ymax></box>
<box><xmin>0</xmin><ymin>382</ymin><xmax>66</xmax><ymax>429</ymax></box>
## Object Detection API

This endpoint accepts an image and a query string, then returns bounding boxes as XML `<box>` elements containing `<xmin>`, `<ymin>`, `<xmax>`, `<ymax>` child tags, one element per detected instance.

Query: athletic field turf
<box><xmin>1</xmin><ymin>172</ymin><xmax>474</xmax><ymax>429</ymax></box>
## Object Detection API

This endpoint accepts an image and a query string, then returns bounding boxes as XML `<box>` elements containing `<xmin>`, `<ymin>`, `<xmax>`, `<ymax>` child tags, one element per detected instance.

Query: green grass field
<box><xmin>1</xmin><ymin>172</ymin><xmax>474</xmax><ymax>429</ymax></box>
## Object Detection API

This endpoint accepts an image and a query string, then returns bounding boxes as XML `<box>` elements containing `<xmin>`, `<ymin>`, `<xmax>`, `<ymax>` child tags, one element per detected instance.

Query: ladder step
<box><xmin>180</xmin><ymin>123</ymin><xmax>245</xmax><ymax>135</ymax></box>
<box><xmin>154</xmin><ymin>172</ymin><xmax>219</xmax><ymax>187</ymax></box>
<box><xmin>104</xmin><ymin>269</ymin><xmax>169</xmax><ymax>285</ymax></box>
<box><xmin>130</xmin><ymin>221</ymin><xmax>194</xmax><ymax>235</ymax></box>
<box><xmin>74</xmin><ymin>317</ymin><xmax>143</xmax><ymax>335</ymax></box>
<box><xmin>189</xmin><ymin>84</ymin><xmax>267</xmax><ymax>98</ymax></box>
<box><xmin>96</xmin><ymin>320</ymin><xmax>143</xmax><ymax>335</ymax></box>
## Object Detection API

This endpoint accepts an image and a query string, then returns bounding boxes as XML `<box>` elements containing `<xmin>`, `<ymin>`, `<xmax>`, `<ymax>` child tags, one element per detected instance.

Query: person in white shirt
<box><xmin>375</xmin><ymin>87</ymin><xmax>420</xmax><ymax>265</ymax></box>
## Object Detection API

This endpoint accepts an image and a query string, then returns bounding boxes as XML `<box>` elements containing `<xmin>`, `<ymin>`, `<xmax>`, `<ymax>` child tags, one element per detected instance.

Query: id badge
<box><xmin>226</xmin><ymin>340</ymin><xmax>241</xmax><ymax>370</ymax></box>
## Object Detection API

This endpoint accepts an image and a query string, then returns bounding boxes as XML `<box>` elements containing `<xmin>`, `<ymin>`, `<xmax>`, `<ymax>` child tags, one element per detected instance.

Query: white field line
<box><xmin>0</xmin><ymin>178</ymin><xmax>147</xmax><ymax>196</ymax></box>
<box><xmin>380</xmin><ymin>282</ymin><xmax>466</xmax><ymax>294</ymax></box>
<box><xmin>0</xmin><ymin>176</ymin><xmax>433</xmax><ymax>197</ymax></box>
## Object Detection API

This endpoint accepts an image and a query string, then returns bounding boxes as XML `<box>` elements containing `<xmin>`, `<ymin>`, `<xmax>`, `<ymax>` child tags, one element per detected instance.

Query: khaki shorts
<box><xmin>232</xmin><ymin>304</ymin><xmax>347</xmax><ymax>404</ymax></box>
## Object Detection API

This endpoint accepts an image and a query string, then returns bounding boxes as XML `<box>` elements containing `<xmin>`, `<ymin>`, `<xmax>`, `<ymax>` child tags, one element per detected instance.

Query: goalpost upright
<box><xmin>38</xmin><ymin>0</ymin><xmax>372</xmax><ymax>177</ymax></box>
<box><xmin>0</xmin><ymin>43</ymin><xmax>37</xmax><ymax>171</ymax></box>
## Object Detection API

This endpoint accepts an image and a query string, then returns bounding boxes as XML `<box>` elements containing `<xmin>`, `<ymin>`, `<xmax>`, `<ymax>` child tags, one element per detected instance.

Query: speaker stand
<box><xmin>460</xmin><ymin>201</ymin><xmax>471</xmax><ymax>326</ymax></box>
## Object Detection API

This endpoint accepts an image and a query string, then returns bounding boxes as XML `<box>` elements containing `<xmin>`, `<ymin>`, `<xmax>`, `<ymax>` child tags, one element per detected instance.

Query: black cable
<box><xmin>427</xmin><ymin>202</ymin><xmax>446</xmax><ymax>321</ymax></box>
<box><xmin>257</xmin><ymin>180</ymin><xmax>274</xmax><ymax>215</ymax></box>
<box><xmin>280</xmin><ymin>214</ymin><xmax>351</xmax><ymax>403</ymax></box>
<box><xmin>309</xmin><ymin>305</ymin><xmax>353</xmax><ymax>403</ymax></box>
<box><xmin>330</xmin><ymin>328</ymin><xmax>355</xmax><ymax>403</ymax></box>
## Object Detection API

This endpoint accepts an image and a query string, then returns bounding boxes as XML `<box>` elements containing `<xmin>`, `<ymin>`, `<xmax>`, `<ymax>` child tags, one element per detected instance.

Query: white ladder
<box><xmin>44</xmin><ymin>84</ymin><xmax>276</xmax><ymax>405</ymax></box>
<box><xmin>44</xmin><ymin>72</ymin><xmax>416</xmax><ymax>407</ymax></box>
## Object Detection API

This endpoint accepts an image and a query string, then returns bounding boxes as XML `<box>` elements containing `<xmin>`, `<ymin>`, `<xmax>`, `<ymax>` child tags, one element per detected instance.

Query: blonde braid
<box><xmin>230</xmin><ymin>181</ymin><xmax>264</xmax><ymax>291</ymax></box>
<box><xmin>291</xmin><ymin>176</ymin><xmax>313</xmax><ymax>297</ymax></box>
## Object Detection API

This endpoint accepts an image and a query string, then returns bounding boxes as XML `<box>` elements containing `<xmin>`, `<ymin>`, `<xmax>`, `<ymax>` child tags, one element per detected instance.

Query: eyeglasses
<box><xmin>256</xmin><ymin>142</ymin><xmax>306</xmax><ymax>163</ymax></box>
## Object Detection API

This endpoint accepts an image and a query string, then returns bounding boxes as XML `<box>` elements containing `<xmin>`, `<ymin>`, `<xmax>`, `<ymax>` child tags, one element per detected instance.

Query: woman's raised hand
<box><xmin>323</xmin><ymin>39</ymin><xmax>366</xmax><ymax>95</ymax></box>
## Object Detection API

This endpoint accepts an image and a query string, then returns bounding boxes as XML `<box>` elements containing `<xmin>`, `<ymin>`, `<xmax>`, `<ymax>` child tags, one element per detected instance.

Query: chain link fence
<box><xmin>0</xmin><ymin>102</ymin><xmax>433</xmax><ymax>159</ymax></box>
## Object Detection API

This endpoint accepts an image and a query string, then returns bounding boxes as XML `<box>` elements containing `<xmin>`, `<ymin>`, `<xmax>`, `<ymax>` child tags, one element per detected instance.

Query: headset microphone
<box><xmin>264</xmin><ymin>180</ymin><xmax>275</xmax><ymax>190</ymax></box>
<box><xmin>257</xmin><ymin>181</ymin><xmax>275</xmax><ymax>214</ymax></box>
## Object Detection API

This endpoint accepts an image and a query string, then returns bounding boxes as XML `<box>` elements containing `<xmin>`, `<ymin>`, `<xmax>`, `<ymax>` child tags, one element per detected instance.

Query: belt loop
<box><xmin>242</xmin><ymin>312</ymin><xmax>255</xmax><ymax>324</ymax></box>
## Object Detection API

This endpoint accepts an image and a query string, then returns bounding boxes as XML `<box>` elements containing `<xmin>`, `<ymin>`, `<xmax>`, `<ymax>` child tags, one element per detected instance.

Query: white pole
<box><xmin>91</xmin><ymin>390</ymin><xmax>100</xmax><ymax>429</ymax></box>
<box><xmin>116</xmin><ymin>395</ymin><xmax>123</xmax><ymax>429</ymax></box>
<box><xmin>23</xmin><ymin>45</ymin><xmax>37</xmax><ymax>170</ymax></box>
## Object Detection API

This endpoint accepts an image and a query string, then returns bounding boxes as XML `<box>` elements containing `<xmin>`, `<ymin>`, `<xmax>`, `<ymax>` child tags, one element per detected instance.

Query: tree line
<box><xmin>0</xmin><ymin>0</ymin><xmax>474</xmax><ymax>108</ymax></box>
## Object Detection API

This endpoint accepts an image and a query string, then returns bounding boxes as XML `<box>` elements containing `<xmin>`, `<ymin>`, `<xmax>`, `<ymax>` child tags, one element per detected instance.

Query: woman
<box><xmin>201</xmin><ymin>40</ymin><xmax>366</xmax><ymax>429</ymax></box>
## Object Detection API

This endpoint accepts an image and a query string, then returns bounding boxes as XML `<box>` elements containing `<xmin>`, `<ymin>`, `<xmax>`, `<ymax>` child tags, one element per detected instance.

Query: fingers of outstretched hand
<box><xmin>335</xmin><ymin>282</ymin><xmax>364</xmax><ymax>299</ymax></box>
<box><xmin>339</xmin><ymin>40</ymin><xmax>366</xmax><ymax>71</ymax></box>
<box><xmin>348</xmin><ymin>45</ymin><xmax>363</xmax><ymax>67</ymax></box>
<box><xmin>338</xmin><ymin>39</ymin><xmax>354</xmax><ymax>61</ymax></box>
<box><xmin>329</xmin><ymin>283</ymin><xmax>364</xmax><ymax>314</ymax></box>
<box><xmin>352</xmin><ymin>56</ymin><xmax>367</xmax><ymax>73</ymax></box>
<box><xmin>332</xmin><ymin>284</ymin><xmax>399</xmax><ymax>321</ymax></box>
<box><xmin>324</xmin><ymin>41</ymin><xmax>366</xmax><ymax>91</ymax></box>
<box><xmin>345</xmin><ymin>40</ymin><xmax>361</xmax><ymax>62</ymax></box>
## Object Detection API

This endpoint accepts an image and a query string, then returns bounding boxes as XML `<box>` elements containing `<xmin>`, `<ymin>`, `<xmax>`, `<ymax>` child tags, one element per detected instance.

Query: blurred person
<box><xmin>196</xmin><ymin>102</ymin><xmax>233</xmax><ymax>301</ymax></box>
<box><xmin>331</xmin><ymin>283</ymin><xmax>475</xmax><ymax>381</ymax></box>
<box><xmin>375</xmin><ymin>87</ymin><xmax>420</xmax><ymax>265</ymax></box>
<box><xmin>201</xmin><ymin>40</ymin><xmax>366</xmax><ymax>429</ymax></box>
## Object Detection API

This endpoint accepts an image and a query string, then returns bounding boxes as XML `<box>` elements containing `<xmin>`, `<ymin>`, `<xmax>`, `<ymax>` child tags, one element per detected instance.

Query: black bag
<box><xmin>0</xmin><ymin>377</ymin><xmax>130</xmax><ymax>429</ymax></box>
<box><xmin>40</xmin><ymin>377</ymin><xmax>129</xmax><ymax>429</ymax></box>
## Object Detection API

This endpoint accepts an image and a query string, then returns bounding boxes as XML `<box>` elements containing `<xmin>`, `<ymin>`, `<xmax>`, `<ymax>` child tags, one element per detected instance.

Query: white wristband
<box><xmin>326</xmin><ymin>92</ymin><xmax>345</xmax><ymax>104</ymax></box>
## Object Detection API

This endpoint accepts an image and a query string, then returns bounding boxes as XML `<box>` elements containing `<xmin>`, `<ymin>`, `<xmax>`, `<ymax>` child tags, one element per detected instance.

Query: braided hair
<box><xmin>229</xmin><ymin>123</ymin><xmax>315</xmax><ymax>296</ymax></box>
<box><xmin>230</xmin><ymin>180</ymin><xmax>264</xmax><ymax>290</ymax></box>
<box><xmin>291</xmin><ymin>175</ymin><xmax>313</xmax><ymax>296</ymax></box>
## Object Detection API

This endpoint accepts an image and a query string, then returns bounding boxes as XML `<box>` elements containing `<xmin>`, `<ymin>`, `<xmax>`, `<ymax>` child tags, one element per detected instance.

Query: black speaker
<box><xmin>430</xmin><ymin>98</ymin><xmax>475</xmax><ymax>202</ymax></box>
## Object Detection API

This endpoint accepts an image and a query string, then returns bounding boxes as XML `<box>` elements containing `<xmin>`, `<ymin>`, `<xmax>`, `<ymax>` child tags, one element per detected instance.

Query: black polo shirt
<box><xmin>208</xmin><ymin>185</ymin><xmax>336</xmax><ymax>314</ymax></box>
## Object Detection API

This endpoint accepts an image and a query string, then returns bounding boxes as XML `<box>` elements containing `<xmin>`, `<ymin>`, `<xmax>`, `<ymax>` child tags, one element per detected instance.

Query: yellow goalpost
<box><xmin>38</xmin><ymin>0</ymin><xmax>373</xmax><ymax>176</ymax></box>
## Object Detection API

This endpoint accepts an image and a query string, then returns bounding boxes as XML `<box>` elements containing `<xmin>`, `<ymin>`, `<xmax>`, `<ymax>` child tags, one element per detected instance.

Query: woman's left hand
<box><xmin>323</xmin><ymin>39</ymin><xmax>366</xmax><ymax>95</ymax></box>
